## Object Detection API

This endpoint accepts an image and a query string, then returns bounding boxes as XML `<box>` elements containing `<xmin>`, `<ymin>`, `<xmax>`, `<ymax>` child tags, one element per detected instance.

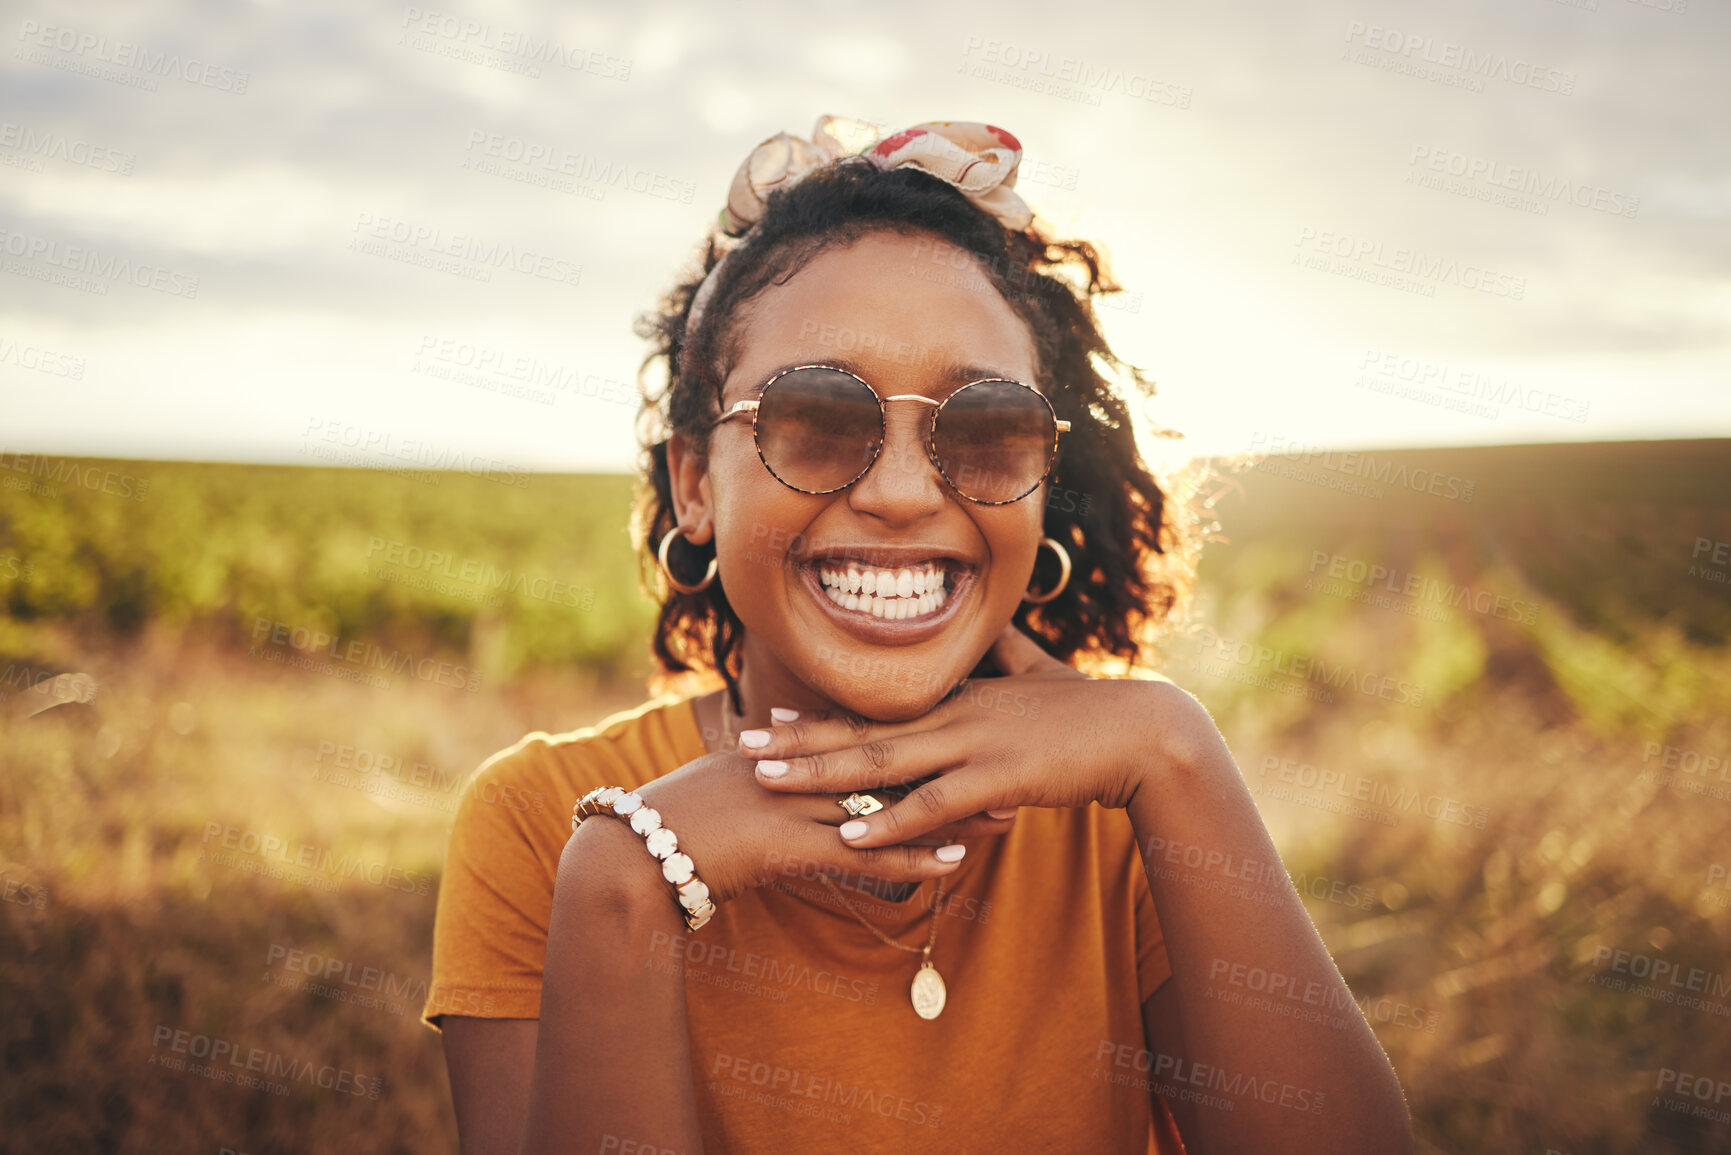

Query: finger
<box><xmin>835</xmin><ymin>771</ymin><xmax>999</xmax><ymax>849</ymax></box>
<box><xmin>797</xmin><ymin>786</ymin><xmax>1014</xmax><ymax>840</ymax></box>
<box><xmin>738</xmin><ymin>708</ymin><xmax>929</xmax><ymax>761</ymax></box>
<box><xmin>988</xmin><ymin>622</ymin><xmax>1075</xmax><ymax>678</ymax></box>
<box><xmin>753</xmin><ymin>728</ymin><xmax>952</xmax><ymax>795</ymax></box>
<box><xmin>791</xmin><ymin>834</ymin><xmax>970</xmax><ymax>886</ymax></box>
<box><xmin>841</xmin><ymin>840</ymin><xmax>968</xmax><ymax>881</ymax></box>
<box><xmin>906</xmin><ymin>812</ymin><xmax>1016</xmax><ymax>842</ymax></box>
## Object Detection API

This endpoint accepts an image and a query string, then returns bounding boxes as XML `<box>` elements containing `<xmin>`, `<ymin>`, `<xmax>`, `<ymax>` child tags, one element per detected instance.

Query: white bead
<box><xmin>612</xmin><ymin>791</ymin><xmax>643</xmax><ymax>815</ymax></box>
<box><xmin>662</xmin><ymin>853</ymin><xmax>695</xmax><ymax>884</ymax></box>
<box><xmin>630</xmin><ymin>807</ymin><xmax>662</xmax><ymax>835</ymax></box>
<box><xmin>645</xmin><ymin>828</ymin><xmax>677</xmax><ymax>857</ymax></box>
<box><xmin>679</xmin><ymin>879</ymin><xmax>711</xmax><ymax>908</ymax></box>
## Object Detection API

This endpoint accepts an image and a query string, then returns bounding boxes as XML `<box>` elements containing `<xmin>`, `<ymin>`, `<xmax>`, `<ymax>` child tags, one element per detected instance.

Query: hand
<box><xmin>739</xmin><ymin>624</ymin><xmax>1180</xmax><ymax>849</ymax></box>
<box><xmin>623</xmin><ymin>750</ymin><xmax>1017</xmax><ymax>908</ymax></box>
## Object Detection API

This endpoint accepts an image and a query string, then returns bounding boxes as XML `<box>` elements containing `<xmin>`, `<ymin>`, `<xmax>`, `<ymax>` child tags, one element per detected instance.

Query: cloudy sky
<box><xmin>1</xmin><ymin>0</ymin><xmax>1724</xmax><ymax>472</ymax></box>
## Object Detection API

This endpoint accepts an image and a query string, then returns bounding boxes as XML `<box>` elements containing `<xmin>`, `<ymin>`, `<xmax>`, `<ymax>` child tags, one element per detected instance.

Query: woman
<box><xmin>424</xmin><ymin>116</ymin><xmax>1413</xmax><ymax>1154</ymax></box>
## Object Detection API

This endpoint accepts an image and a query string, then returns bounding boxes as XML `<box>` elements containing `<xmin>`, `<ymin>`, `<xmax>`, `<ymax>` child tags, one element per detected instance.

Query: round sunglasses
<box><xmin>709</xmin><ymin>365</ymin><xmax>1070</xmax><ymax>505</ymax></box>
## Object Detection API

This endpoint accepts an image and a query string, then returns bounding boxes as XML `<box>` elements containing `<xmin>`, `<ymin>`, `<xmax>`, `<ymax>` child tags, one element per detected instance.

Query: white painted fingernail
<box><xmin>757</xmin><ymin>760</ymin><xmax>788</xmax><ymax>778</ymax></box>
<box><xmin>770</xmin><ymin>707</ymin><xmax>800</xmax><ymax>722</ymax></box>
<box><xmin>739</xmin><ymin>729</ymin><xmax>771</xmax><ymax>748</ymax></box>
<box><xmin>935</xmin><ymin>844</ymin><xmax>966</xmax><ymax>863</ymax></box>
<box><xmin>839</xmin><ymin>820</ymin><xmax>869</xmax><ymax>840</ymax></box>
<box><xmin>987</xmin><ymin>808</ymin><xmax>1017</xmax><ymax>819</ymax></box>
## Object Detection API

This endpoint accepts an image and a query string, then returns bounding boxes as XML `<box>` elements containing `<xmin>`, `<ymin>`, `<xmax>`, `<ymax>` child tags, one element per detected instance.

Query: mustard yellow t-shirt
<box><xmin>425</xmin><ymin>693</ymin><xmax>1182</xmax><ymax>1153</ymax></box>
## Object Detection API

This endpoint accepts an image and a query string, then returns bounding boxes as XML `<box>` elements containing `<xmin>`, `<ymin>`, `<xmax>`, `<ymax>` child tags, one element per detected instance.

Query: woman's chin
<box><xmin>808</xmin><ymin>679</ymin><xmax>961</xmax><ymax>725</ymax></box>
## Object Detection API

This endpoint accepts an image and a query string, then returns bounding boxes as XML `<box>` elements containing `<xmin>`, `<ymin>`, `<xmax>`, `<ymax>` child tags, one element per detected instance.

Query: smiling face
<box><xmin>667</xmin><ymin>229</ymin><xmax>1049</xmax><ymax>722</ymax></box>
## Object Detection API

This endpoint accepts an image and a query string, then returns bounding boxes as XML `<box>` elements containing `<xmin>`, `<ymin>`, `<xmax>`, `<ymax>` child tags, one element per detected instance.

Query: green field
<box><xmin>3</xmin><ymin>442</ymin><xmax>1730</xmax><ymax>1153</ymax></box>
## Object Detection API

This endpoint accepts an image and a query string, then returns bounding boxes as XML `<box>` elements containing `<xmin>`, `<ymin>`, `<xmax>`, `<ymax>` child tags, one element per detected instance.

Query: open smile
<box><xmin>818</xmin><ymin>559</ymin><xmax>951</xmax><ymax>619</ymax></box>
<box><xmin>795</xmin><ymin>550</ymin><xmax>977</xmax><ymax>644</ymax></box>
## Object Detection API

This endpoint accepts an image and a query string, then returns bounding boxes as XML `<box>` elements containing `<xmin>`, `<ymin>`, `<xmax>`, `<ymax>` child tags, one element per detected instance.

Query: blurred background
<box><xmin>2</xmin><ymin>1</ymin><xmax>1728</xmax><ymax>1152</ymax></box>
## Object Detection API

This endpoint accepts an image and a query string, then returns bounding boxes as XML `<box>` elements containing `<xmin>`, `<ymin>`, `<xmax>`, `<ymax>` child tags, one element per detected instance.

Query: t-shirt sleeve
<box><xmin>422</xmin><ymin>739</ymin><xmax>565</xmax><ymax>1031</ymax></box>
<box><xmin>1132</xmin><ymin>849</ymin><xmax>1173</xmax><ymax>1003</ymax></box>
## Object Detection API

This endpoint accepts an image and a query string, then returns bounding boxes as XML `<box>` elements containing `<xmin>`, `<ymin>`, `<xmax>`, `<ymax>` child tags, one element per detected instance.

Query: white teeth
<box><xmin>812</xmin><ymin>559</ymin><xmax>955</xmax><ymax>621</ymax></box>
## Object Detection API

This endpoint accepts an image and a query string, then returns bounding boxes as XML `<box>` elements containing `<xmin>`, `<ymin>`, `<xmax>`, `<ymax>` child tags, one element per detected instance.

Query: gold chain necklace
<box><xmin>817</xmin><ymin>872</ymin><xmax>950</xmax><ymax>1019</ymax></box>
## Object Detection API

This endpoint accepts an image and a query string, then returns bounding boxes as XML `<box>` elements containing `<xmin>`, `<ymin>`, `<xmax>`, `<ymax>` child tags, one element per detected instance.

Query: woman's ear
<box><xmin>665</xmin><ymin>431</ymin><xmax>715</xmax><ymax>545</ymax></box>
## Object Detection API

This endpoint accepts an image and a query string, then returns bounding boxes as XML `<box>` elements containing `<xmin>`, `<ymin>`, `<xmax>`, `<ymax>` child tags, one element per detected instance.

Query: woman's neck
<box><xmin>692</xmin><ymin>635</ymin><xmax>841</xmax><ymax>750</ymax></box>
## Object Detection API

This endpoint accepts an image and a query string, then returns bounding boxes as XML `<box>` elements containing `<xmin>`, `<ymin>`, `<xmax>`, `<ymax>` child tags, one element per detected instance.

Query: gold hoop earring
<box><xmin>1022</xmin><ymin>536</ymin><xmax>1071</xmax><ymax>605</ymax></box>
<box><xmin>657</xmin><ymin>525</ymin><xmax>717</xmax><ymax>595</ymax></box>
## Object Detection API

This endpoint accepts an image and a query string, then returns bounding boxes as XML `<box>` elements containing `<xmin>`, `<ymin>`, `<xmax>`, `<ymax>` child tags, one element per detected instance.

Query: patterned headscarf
<box><xmin>685</xmin><ymin>115</ymin><xmax>1036</xmax><ymax>339</ymax></box>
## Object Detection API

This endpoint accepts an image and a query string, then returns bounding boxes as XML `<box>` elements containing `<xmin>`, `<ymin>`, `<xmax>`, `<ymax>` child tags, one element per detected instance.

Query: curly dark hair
<box><xmin>631</xmin><ymin>157</ymin><xmax>1191</xmax><ymax>715</ymax></box>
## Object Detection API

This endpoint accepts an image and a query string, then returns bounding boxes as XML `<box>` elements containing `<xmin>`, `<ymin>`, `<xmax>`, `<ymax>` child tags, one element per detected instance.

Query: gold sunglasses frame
<box><xmin>709</xmin><ymin>364</ymin><xmax>1071</xmax><ymax>506</ymax></box>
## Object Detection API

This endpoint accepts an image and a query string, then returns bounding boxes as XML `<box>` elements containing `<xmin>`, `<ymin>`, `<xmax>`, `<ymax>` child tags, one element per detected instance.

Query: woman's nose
<box><xmin>848</xmin><ymin>402</ymin><xmax>946</xmax><ymax>516</ymax></box>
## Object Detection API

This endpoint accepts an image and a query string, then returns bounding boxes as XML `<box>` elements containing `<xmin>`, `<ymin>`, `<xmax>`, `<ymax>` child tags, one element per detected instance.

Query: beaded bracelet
<box><xmin>571</xmin><ymin>786</ymin><xmax>717</xmax><ymax>931</ymax></box>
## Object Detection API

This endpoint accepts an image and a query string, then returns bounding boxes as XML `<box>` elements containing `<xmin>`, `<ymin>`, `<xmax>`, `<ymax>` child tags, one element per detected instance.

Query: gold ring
<box><xmin>837</xmin><ymin>793</ymin><xmax>884</xmax><ymax>817</ymax></box>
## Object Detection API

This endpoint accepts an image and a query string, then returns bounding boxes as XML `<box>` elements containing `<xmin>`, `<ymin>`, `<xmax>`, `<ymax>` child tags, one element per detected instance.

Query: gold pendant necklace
<box><xmin>817</xmin><ymin>871</ymin><xmax>950</xmax><ymax>1019</ymax></box>
<box><xmin>910</xmin><ymin>952</ymin><xmax>947</xmax><ymax>1020</ymax></box>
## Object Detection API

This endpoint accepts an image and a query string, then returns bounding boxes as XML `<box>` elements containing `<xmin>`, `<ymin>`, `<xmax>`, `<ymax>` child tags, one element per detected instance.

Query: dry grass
<box><xmin>1</xmin><ymin>626</ymin><xmax>648</xmax><ymax>1154</ymax></box>
<box><xmin>4</xmin><ymin>445</ymin><xmax>1731</xmax><ymax>1153</ymax></box>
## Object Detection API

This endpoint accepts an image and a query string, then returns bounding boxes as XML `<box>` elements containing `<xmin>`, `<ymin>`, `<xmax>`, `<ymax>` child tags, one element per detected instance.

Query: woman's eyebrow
<box><xmin>738</xmin><ymin>357</ymin><xmax>1031</xmax><ymax>398</ymax></box>
<box><xmin>937</xmin><ymin>361</ymin><xmax>1028</xmax><ymax>387</ymax></box>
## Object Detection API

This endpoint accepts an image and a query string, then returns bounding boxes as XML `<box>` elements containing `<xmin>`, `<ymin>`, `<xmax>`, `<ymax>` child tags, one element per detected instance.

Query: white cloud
<box><xmin>2</xmin><ymin>0</ymin><xmax>1726</xmax><ymax>468</ymax></box>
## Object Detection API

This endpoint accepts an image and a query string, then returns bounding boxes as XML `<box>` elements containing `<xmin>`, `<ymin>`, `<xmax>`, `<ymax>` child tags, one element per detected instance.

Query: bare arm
<box><xmin>438</xmin><ymin>749</ymin><xmax>975</xmax><ymax>1155</ymax></box>
<box><xmin>517</xmin><ymin>814</ymin><xmax>704</xmax><ymax>1155</ymax></box>
<box><xmin>441</xmin><ymin>1018</ymin><xmax>537</xmax><ymax>1155</ymax></box>
<box><xmin>1129</xmin><ymin>686</ymin><xmax>1412</xmax><ymax>1153</ymax></box>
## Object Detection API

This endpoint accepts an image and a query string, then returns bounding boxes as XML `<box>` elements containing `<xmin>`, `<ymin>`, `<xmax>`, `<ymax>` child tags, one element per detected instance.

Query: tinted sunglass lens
<box><xmin>755</xmin><ymin>368</ymin><xmax>882</xmax><ymax>493</ymax></box>
<box><xmin>934</xmin><ymin>380</ymin><xmax>1056</xmax><ymax>503</ymax></box>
